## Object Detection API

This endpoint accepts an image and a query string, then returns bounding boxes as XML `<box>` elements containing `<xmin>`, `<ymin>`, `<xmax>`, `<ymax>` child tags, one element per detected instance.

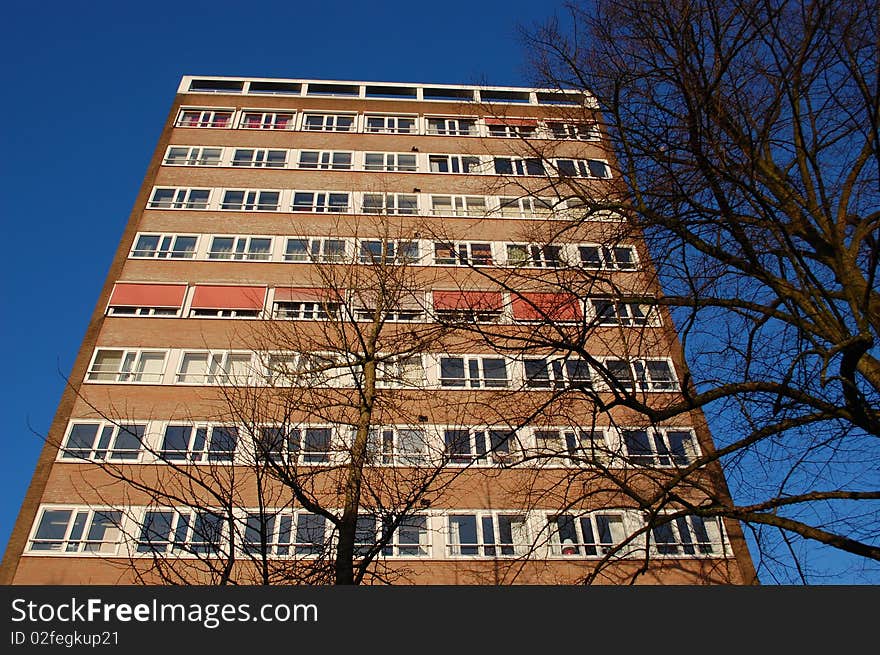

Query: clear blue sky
<box><xmin>1</xmin><ymin>0</ymin><xmax>873</xmax><ymax>584</ymax></box>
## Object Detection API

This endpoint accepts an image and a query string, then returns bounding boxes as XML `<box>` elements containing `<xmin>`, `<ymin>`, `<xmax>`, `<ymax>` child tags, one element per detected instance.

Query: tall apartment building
<box><xmin>2</xmin><ymin>76</ymin><xmax>756</xmax><ymax>585</ymax></box>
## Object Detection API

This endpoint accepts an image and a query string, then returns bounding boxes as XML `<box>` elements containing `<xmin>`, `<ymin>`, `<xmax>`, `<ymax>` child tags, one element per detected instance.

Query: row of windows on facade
<box><xmin>176</xmin><ymin>108</ymin><xmax>600</xmax><ymax>140</ymax></box>
<box><xmin>29</xmin><ymin>505</ymin><xmax>725</xmax><ymax>560</ymax></box>
<box><xmin>146</xmin><ymin>188</ymin><xmax>613</xmax><ymax>217</ymax></box>
<box><xmin>130</xmin><ymin>233</ymin><xmax>638</xmax><ymax>270</ymax></box>
<box><xmin>84</xmin><ymin>348</ymin><xmax>680</xmax><ymax>392</ymax></box>
<box><xmin>163</xmin><ymin>145</ymin><xmax>611</xmax><ymax>178</ymax></box>
<box><xmin>58</xmin><ymin>419</ymin><xmax>700</xmax><ymax>468</ymax></box>
<box><xmin>105</xmin><ymin>282</ymin><xmax>657</xmax><ymax>328</ymax></box>
<box><xmin>183</xmin><ymin>78</ymin><xmax>586</xmax><ymax>107</ymax></box>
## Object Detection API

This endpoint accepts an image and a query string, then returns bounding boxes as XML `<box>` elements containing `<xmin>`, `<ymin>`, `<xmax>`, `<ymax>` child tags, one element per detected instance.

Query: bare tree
<box><xmin>482</xmin><ymin>0</ymin><xmax>880</xmax><ymax>582</ymax></box>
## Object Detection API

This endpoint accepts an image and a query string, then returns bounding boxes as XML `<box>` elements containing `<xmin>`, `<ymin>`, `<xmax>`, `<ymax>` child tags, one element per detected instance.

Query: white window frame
<box><xmin>136</xmin><ymin>508</ymin><xmax>226</xmax><ymax>555</ymax></box>
<box><xmin>163</xmin><ymin>145</ymin><xmax>223</xmax><ymax>166</ymax></box>
<box><xmin>86</xmin><ymin>348</ymin><xmax>167</xmax><ymax>384</ymax></box>
<box><xmin>493</xmin><ymin>156</ymin><xmax>546</xmax><ymax>176</ymax></box>
<box><xmin>433</xmin><ymin>241</ymin><xmax>494</xmax><ymax>266</ymax></box>
<box><xmin>549</xmin><ymin>511</ymin><xmax>628</xmax><ymax>557</ymax></box>
<box><xmin>130</xmin><ymin>233</ymin><xmax>199</xmax><ymax>259</ymax></box>
<box><xmin>427</xmin><ymin>154</ymin><xmax>484</xmax><ymax>174</ymax></box>
<box><xmin>283</xmin><ymin>236</ymin><xmax>348</xmax><ymax>261</ymax></box>
<box><xmin>301</xmin><ymin>112</ymin><xmax>357</xmax><ymax>132</ymax></box>
<box><xmin>429</xmin><ymin>195</ymin><xmax>488</xmax><ymax>217</ymax></box>
<box><xmin>425</xmin><ymin>116</ymin><xmax>478</xmax><ymax>136</ymax></box>
<box><xmin>175</xmin><ymin>108</ymin><xmax>234</xmax><ymax>128</ymax></box>
<box><xmin>147</xmin><ymin>187</ymin><xmax>211</xmax><ymax>209</ymax></box>
<box><xmin>553</xmin><ymin>158</ymin><xmax>612</xmax><ymax>178</ymax></box>
<box><xmin>438</xmin><ymin>356</ymin><xmax>509</xmax><ymax>388</ymax></box>
<box><xmin>238</xmin><ymin>110</ymin><xmax>296</xmax><ymax>130</ymax></box>
<box><xmin>598</xmin><ymin>358</ymin><xmax>679</xmax><ymax>392</ymax></box>
<box><xmin>446</xmin><ymin>512</ymin><xmax>529</xmax><ymax>557</ymax></box>
<box><xmin>291</xmin><ymin>191</ymin><xmax>351</xmax><ymax>213</ymax></box>
<box><xmin>59</xmin><ymin>420</ymin><xmax>146</xmax><ymax>462</ymax></box>
<box><xmin>158</xmin><ymin>423</ymin><xmax>240</xmax><ymax>463</ymax></box>
<box><xmin>505</xmin><ymin>243</ymin><xmax>564</xmax><ymax>267</ymax></box>
<box><xmin>496</xmin><ymin>196</ymin><xmax>555</xmax><ymax>217</ymax></box>
<box><xmin>361</xmin><ymin>193</ymin><xmax>419</xmax><ymax>215</ymax></box>
<box><xmin>230</xmin><ymin>148</ymin><xmax>288</xmax><ymax>168</ymax></box>
<box><xmin>207</xmin><ymin>235</ymin><xmax>274</xmax><ymax>261</ymax></box>
<box><xmin>590</xmin><ymin>299</ymin><xmax>659</xmax><ymax>327</ymax></box>
<box><xmin>296</xmin><ymin>150</ymin><xmax>353</xmax><ymax>170</ymax></box>
<box><xmin>650</xmin><ymin>515</ymin><xmax>726</xmax><ymax>557</ymax></box>
<box><xmin>27</xmin><ymin>507</ymin><xmax>125</xmax><ymax>555</ymax></box>
<box><xmin>578</xmin><ymin>244</ymin><xmax>639</xmax><ymax>270</ymax></box>
<box><xmin>545</xmin><ymin>121</ymin><xmax>600</xmax><ymax>141</ymax></box>
<box><xmin>363</xmin><ymin>152</ymin><xmax>418</xmax><ymax>172</ymax></box>
<box><xmin>240</xmin><ymin>510</ymin><xmax>329</xmax><ymax>557</ymax></box>
<box><xmin>364</xmin><ymin>114</ymin><xmax>418</xmax><ymax>134</ymax></box>
<box><xmin>219</xmin><ymin>189</ymin><xmax>281</xmax><ymax>211</ymax></box>
<box><xmin>175</xmin><ymin>351</ymin><xmax>254</xmax><ymax>384</ymax></box>
<box><xmin>523</xmin><ymin>357</ymin><xmax>593</xmax><ymax>389</ymax></box>
<box><xmin>620</xmin><ymin>427</ymin><xmax>699</xmax><ymax>467</ymax></box>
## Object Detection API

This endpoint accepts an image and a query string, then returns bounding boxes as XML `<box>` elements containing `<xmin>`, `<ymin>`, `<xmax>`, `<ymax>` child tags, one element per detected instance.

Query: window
<box><xmin>239</xmin><ymin>111</ymin><xmax>295</xmax><ymax>130</ymax></box>
<box><xmin>358</xmin><ymin>240</ymin><xmax>419</xmax><ymax>264</ymax></box>
<box><xmin>207</xmin><ymin>236</ymin><xmax>272</xmax><ymax>261</ymax></box>
<box><xmin>148</xmin><ymin>188</ymin><xmax>210</xmax><ymax>209</ymax></box>
<box><xmin>377</xmin><ymin>355</ymin><xmax>425</xmax><ymax>387</ymax></box>
<box><xmin>273</xmin><ymin>300</ymin><xmax>340</xmax><ymax>320</ymax></box>
<box><xmin>448</xmin><ymin>513</ymin><xmax>528</xmax><ymax>556</ymax></box>
<box><xmin>189</xmin><ymin>285</ymin><xmax>266</xmax><ymax>318</ymax></box>
<box><xmin>164</xmin><ymin>146</ymin><xmax>222</xmax><ymax>166</ymax></box>
<box><xmin>264</xmin><ymin>353</ymin><xmax>349</xmax><ymax>387</ymax></box>
<box><xmin>428</xmin><ymin>154</ymin><xmax>482</xmax><ymax>173</ymax></box>
<box><xmin>61</xmin><ymin>422</ymin><xmax>145</xmax><ymax>461</ymax></box>
<box><xmin>364</xmin><ymin>115</ymin><xmax>417</xmax><ymax>134</ymax></box>
<box><xmin>498</xmin><ymin>196</ymin><xmax>554</xmax><ymax>217</ymax></box>
<box><xmin>291</xmin><ymin>191</ymin><xmax>350</xmax><ymax>213</ymax></box>
<box><xmin>622</xmin><ymin>428</ymin><xmax>697</xmax><ymax>466</ymax></box>
<box><xmin>284</xmin><ymin>237</ymin><xmax>347</xmax><ymax>262</ymax></box>
<box><xmin>506</xmin><ymin>244</ymin><xmax>562</xmax><ymax>267</ymax></box>
<box><xmin>290</xmin><ymin>427</ymin><xmax>333</xmax><ymax>463</ymax></box>
<box><xmin>493</xmin><ymin>157</ymin><xmax>546</xmax><ymax>176</ymax></box>
<box><xmin>444</xmin><ymin>428</ymin><xmax>517</xmax><ymax>464</ymax></box>
<box><xmin>591</xmin><ymin>300</ymin><xmax>655</xmax><ymax>326</ymax></box>
<box><xmin>176</xmin><ymin>352</ymin><xmax>253</xmax><ymax>384</ymax></box>
<box><xmin>364</xmin><ymin>152</ymin><xmax>418</xmax><ymax>172</ymax></box>
<box><xmin>651</xmin><ymin>516</ymin><xmax>721</xmax><ymax>556</ymax></box>
<box><xmin>511</xmin><ymin>293</ymin><xmax>583</xmax><ymax>322</ymax></box>
<box><xmin>533</xmin><ymin>428</ymin><xmax>605</xmax><ymax>464</ymax></box>
<box><xmin>242</xmin><ymin>512</ymin><xmax>329</xmax><ymax>556</ymax></box>
<box><xmin>231</xmin><ymin>148</ymin><xmax>287</xmax><ymax>168</ymax></box>
<box><xmin>554</xmin><ymin>158</ymin><xmax>611</xmax><ymax>178</ymax></box>
<box><xmin>176</xmin><ymin>109</ymin><xmax>232</xmax><ymax>128</ymax></box>
<box><xmin>370</xmin><ymin>427</ymin><xmax>430</xmax><ymax>465</ymax></box>
<box><xmin>432</xmin><ymin>291</ymin><xmax>503</xmax><ymax>324</ymax></box>
<box><xmin>439</xmin><ymin>356</ymin><xmax>509</xmax><ymax>388</ymax></box>
<box><xmin>426</xmin><ymin>117</ymin><xmax>477</xmax><ymax>135</ymax></box>
<box><xmin>486</xmin><ymin>120</ymin><xmax>537</xmax><ymax>138</ymax></box>
<box><xmin>160</xmin><ymin>424</ymin><xmax>239</xmax><ymax>462</ymax></box>
<box><xmin>131</xmin><ymin>234</ymin><xmax>197</xmax><ymax>259</ymax></box>
<box><xmin>29</xmin><ymin>508</ymin><xmax>123</xmax><ymax>554</ymax></box>
<box><xmin>302</xmin><ymin>113</ymin><xmax>355</xmax><ymax>132</ymax></box>
<box><xmin>551</xmin><ymin>513</ymin><xmax>625</xmax><ymax>556</ymax></box>
<box><xmin>635</xmin><ymin>360</ymin><xmax>678</xmax><ymax>391</ymax></box>
<box><xmin>546</xmin><ymin>122</ymin><xmax>600</xmax><ymax>141</ymax></box>
<box><xmin>524</xmin><ymin>358</ymin><xmax>592</xmax><ymax>389</ymax></box>
<box><xmin>430</xmin><ymin>195</ymin><xmax>487</xmax><ymax>217</ymax></box>
<box><xmin>87</xmin><ymin>349</ymin><xmax>166</xmax><ymax>383</ymax></box>
<box><xmin>107</xmin><ymin>283</ymin><xmax>187</xmax><ymax>317</ymax></box>
<box><xmin>137</xmin><ymin>510</ymin><xmax>223</xmax><ymax>554</ymax></box>
<box><xmin>297</xmin><ymin>151</ymin><xmax>353</xmax><ymax>170</ymax></box>
<box><xmin>579</xmin><ymin>245</ymin><xmax>638</xmax><ymax>270</ymax></box>
<box><xmin>220</xmin><ymin>190</ymin><xmax>279</xmax><ymax>211</ymax></box>
<box><xmin>433</xmin><ymin>242</ymin><xmax>493</xmax><ymax>266</ymax></box>
<box><xmin>381</xmin><ymin>516</ymin><xmax>429</xmax><ymax>556</ymax></box>
<box><xmin>361</xmin><ymin>193</ymin><xmax>418</xmax><ymax>215</ymax></box>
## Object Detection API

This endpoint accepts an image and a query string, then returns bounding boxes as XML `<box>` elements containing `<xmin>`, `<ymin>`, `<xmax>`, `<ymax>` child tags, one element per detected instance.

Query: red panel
<box><xmin>511</xmin><ymin>293</ymin><xmax>582</xmax><ymax>321</ymax></box>
<box><xmin>191</xmin><ymin>285</ymin><xmax>266</xmax><ymax>310</ymax></box>
<box><xmin>274</xmin><ymin>287</ymin><xmax>337</xmax><ymax>303</ymax></box>
<box><xmin>485</xmin><ymin>117</ymin><xmax>538</xmax><ymax>127</ymax></box>
<box><xmin>109</xmin><ymin>283</ymin><xmax>187</xmax><ymax>308</ymax></box>
<box><xmin>433</xmin><ymin>291</ymin><xmax>503</xmax><ymax>311</ymax></box>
